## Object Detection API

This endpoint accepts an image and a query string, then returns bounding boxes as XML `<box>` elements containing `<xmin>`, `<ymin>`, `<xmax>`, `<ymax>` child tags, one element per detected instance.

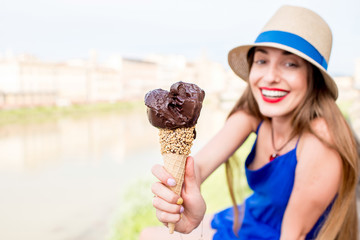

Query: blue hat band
<box><xmin>254</xmin><ymin>30</ymin><xmax>328</xmax><ymax>70</ymax></box>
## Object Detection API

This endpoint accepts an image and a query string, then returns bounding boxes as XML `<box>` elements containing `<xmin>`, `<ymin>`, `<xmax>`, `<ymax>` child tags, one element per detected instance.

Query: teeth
<box><xmin>261</xmin><ymin>89</ymin><xmax>288</xmax><ymax>98</ymax></box>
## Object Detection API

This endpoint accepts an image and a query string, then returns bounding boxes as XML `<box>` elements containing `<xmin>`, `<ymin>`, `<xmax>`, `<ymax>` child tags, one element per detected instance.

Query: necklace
<box><xmin>270</xmin><ymin>124</ymin><xmax>293</xmax><ymax>161</ymax></box>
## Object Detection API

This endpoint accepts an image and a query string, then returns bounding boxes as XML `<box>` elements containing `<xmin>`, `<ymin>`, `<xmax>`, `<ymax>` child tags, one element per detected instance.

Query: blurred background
<box><xmin>0</xmin><ymin>0</ymin><xmax>359</xmax><ymax>239</ymax></box>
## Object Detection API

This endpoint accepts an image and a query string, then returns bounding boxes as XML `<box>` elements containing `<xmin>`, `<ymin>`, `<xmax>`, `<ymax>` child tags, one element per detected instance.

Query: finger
<box><xmin>153</xmin><ymin>196</ymin><xmax>184</xmax><ymax>214</ymax></box>
<box><xmin>156</xmin><ymin>209</ymin><xmax>181</xmax><ymax>224</ymax></box>
<box><xmin>151</xmin><ymin>182</ymin><xmax>181</xmax><ymax>204</ymax></box>
<box><xmin>151</xmin><ymin>164</ymin><xmax>177</xmax><ymax>187</ymax></box>
<box><xmin>183</xmin><ymin>156</ymin><xmax>198</xmax><ymax>194</ymax></box>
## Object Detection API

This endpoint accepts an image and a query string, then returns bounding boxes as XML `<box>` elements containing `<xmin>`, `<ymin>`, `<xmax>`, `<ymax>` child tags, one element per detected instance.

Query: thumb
<box><xmin>183</xmin><ymin>156</ymin><xmax>199</xmax><ymax>194</ymax></box>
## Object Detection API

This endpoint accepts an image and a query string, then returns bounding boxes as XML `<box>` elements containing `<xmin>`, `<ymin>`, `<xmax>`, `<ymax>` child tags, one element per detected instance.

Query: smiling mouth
<box><xmin>260</xmin><ymin>88</ymin><xmax>289</xmax><ymax>103</ymax></box>
<box><xmin>261</xmin><ymin>89</ymin><xmax>288</xmax><ymax>98</ymax></box>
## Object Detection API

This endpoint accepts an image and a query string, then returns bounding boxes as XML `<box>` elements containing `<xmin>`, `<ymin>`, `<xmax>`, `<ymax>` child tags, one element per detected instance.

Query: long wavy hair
<box><xmin>225</xmin><ymin>48</ymin><xmax>359</xmax><ymax>239</ymax></box>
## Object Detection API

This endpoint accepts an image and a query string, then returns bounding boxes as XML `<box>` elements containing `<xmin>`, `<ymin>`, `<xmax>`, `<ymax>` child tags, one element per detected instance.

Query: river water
<box><xmin>0</xmin><ymin>104</ymin><xmax>228</xmax><ymax>240</ymax></box>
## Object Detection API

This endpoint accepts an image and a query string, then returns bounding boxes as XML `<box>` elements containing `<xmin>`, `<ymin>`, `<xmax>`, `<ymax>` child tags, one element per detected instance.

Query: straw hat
<box><xmin>228</xmin><ymin>5</ymin><xmax>338</xmax><ymax>99</ymax></box>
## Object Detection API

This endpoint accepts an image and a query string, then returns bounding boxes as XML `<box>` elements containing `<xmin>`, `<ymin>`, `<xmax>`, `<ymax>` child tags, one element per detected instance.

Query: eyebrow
<box><xmin>254</xmin><ymin>48</ymin><xmax>292</xmax><ymax>55</ymax></box>
<box><xmin>254</xmin><ymin>48</ymin><xmax>268</xmax><ymax>54</ymax></box>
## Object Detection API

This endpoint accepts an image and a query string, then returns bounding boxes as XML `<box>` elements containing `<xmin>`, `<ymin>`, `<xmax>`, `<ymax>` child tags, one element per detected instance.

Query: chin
<box><xmin>259</xmin><ymin>108</ymin><xmax>285</xmax><ymax>118</ymax></box>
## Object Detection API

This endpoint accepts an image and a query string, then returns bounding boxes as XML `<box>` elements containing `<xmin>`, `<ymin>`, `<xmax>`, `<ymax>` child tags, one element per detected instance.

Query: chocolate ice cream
<box><xmin>144</xmin><ymin>81</ymin><xmax>205</xmax><ymax>130</ymax></box>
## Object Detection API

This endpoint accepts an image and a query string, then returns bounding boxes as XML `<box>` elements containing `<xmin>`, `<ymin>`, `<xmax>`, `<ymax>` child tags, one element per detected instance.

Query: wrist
<box><xmin>193</xmin><ymin>160</ymin><xmax>203</xmax><ymax>187</ymax></box>
<box><xmin>182</xmin><ymin>214</ymin><xmax>205</xmax><ymax>234</ymax></box>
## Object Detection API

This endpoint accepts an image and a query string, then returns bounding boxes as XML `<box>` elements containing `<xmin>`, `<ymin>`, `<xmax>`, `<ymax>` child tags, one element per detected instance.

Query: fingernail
<box><xmin>180</xmin><ymin>206</ymin><xmax>184</xmax><ymax>213</ymax></box>
<box><xmin>167</xmin><ymin>178</ymin><xmax>176</xmax><ymax>187</ymax></box>
<box><xmin>177</xmin><ymin>197</ymin><xmax>183</xmax><ymax>205</ymax></box>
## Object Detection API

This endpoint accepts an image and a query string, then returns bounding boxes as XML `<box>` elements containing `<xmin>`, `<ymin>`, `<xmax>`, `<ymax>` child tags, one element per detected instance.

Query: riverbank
<box><xmin>0</xmin><ymin>101</ymin><xmax>143</xmax><ymax>126</ymax></box>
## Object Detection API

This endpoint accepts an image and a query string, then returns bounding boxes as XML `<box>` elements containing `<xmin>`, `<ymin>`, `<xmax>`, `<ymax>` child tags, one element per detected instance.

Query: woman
<box><xmin>145</xmin><ymin>5</ymin><xmax>359</xmax><ymax>240</ymax></box>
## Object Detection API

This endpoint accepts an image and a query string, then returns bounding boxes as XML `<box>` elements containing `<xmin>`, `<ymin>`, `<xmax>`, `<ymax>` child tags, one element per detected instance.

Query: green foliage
<box><xmin>108</xmin><ymin>178</ymin><xmax>161</xmax><ymax>240</ymax></box>
<box><xmin>0</xmin><ymin>101</ymin><xmax>143</xmax><ymax>126</ymax></box>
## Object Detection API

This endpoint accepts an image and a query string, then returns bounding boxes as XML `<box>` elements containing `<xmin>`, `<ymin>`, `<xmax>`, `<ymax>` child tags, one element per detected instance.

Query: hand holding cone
<box><xmin>159</xmin><ymin>126</ymin><xmax>195</xmax><ymax>233</ymax></box>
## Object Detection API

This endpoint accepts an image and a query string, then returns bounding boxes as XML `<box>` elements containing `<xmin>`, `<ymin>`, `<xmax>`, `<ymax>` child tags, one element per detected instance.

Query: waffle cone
<box><xmin>162</xmin><ymin>153</ymin><xmax>188</xmax><ymax>234</ymax></box>
<box><xmin>158</xmin><ymin>127</ymin><xmax>195</xmax><ymax>233</ymax></box>
<box><xmin>162</xmin><ymin>153</ymin><xmax>187</xmax><ymax>195</ymax></box>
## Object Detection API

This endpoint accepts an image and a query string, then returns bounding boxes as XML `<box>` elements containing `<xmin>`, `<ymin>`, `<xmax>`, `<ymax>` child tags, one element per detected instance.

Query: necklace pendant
<box><xmin>270</xmin><ymin>153</ymin><xmax>278</xmax><ymax>161</ymax></box>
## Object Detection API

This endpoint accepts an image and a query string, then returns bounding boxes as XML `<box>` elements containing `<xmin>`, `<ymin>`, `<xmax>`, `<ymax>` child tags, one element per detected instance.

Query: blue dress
<box><xmin>211</xmin><ymin>122</ymin><xmax>331</xmax><ymax>239</ymax></box>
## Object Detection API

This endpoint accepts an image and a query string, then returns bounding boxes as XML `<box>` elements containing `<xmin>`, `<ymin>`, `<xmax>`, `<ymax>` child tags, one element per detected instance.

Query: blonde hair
<box><xmin>225</xmin><ymin>49</ymin><xmax>359</xmax><ymax>239</ymax></box>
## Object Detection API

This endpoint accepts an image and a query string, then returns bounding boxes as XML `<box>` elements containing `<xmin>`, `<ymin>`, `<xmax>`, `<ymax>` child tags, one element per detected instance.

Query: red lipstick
<box><xmin>260</xmin><ymin>87</ymin><xmax>289</xmax><ymax>103</ymax></box>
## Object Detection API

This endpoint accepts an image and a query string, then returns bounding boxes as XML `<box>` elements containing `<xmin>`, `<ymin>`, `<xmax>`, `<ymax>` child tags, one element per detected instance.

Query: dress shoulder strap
<box><xmin>256</xmin><ymin>120</ymin><xmax>263</xmax><ymax>134</ymax></box>
<box><xmin>295</xmin><ymin>133</ymin><xmax>302</xmax><ymax>148</ymax></box>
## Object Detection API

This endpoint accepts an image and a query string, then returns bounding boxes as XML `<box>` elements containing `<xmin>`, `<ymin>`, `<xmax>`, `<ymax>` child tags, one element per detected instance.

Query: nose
<box><xmin>263</xmin><ymin>64</ymin><xmax>280</xmax><ymax>83</ymax></box>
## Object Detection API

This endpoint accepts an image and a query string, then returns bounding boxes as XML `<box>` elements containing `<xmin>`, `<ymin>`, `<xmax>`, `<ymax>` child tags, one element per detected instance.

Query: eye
<box><xmin>254</xmin><ymin>59</ymin><xmax>266</xmax><ymax>65</ymax></box>
<box><xmin>285</xmin><ymin>62</ymin><xmax>298</xmax><ymax>68</ymax></box>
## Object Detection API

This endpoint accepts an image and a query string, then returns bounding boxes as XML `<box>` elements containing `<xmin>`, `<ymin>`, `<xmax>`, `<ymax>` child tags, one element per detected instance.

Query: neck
<box><xmin>271</xmin><ymin>117</ymin><xmax>293</xmax><ymax>141</ymax></box>
<box><xmin>271</xmin><ymin>117</ymin><xmax>296</xmax><ymax>155</ymax></box>
<box><xmin>268</xmin><ymin>117</ymin><xmax>296</xmax><ymax>162</ymax></box>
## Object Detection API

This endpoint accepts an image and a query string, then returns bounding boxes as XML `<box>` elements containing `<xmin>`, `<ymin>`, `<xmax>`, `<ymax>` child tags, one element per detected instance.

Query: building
<box><xmin>0</xmin><ymin>52</ymin><xmax>159</xmax><ymax>108</ymax></box>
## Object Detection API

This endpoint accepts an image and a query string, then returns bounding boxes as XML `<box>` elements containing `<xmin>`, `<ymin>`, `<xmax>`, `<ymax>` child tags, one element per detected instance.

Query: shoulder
<box><xmin>226</xmin><ymin>110</ymin><xmax>261</xmax><ymax>133</ymax></box>
<box><xmin>308</xmin><ymin>117</ymin><xmax>334</xmax><ymax>144</ymax></box>
<box><xmin>298</xmin><ymin>117</ymin><xmax>339</xmax><ymax>160</ymax></box>
<box><xmin>296</xmin><ymin>117</ymin><xmax>342</xmax><ymax>183</ymax></box>
<box><xmin>298</xmin><ymin>118</ymin><xmax>334</xmax><ymax>155</ymax></box>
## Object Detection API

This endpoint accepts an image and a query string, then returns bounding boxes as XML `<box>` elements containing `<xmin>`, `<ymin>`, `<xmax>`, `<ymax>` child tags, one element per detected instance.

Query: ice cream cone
<box><xmin>145</xmin><ymin>81</ymin><xmax>204</xmax><ymax>235</ymax></box>
<box><xmin>162</xmin><ymin>153</ymin><xmax>187</xmax><ymax>233</ymax></box>
<box><xmin>159</xmin><ymin>126</ymin><xmax>195</xmax><ymax>234</ymax></box>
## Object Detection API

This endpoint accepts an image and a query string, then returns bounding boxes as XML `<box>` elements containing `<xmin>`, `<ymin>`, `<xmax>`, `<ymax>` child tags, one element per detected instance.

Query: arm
<box><xmin>151</xmin><ymin>110</ymin><xmax>259</xmax><ymax>233</ymax></box>
<box><xmin>194</xmin><ymin>110</ymin><xmax>259</xmax><ymax>185</ymax></box>
<box><xmin>280</xmin><ymin>119</ymin><xmax>342</xmax><ymax>239</ymax></box>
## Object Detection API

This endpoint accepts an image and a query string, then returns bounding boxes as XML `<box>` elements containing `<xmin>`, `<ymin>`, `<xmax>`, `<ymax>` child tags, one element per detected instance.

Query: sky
<box><xmin>1</xmin><ymin>0</ymin><xmax>359</xmax><ymax>76</ymax></box>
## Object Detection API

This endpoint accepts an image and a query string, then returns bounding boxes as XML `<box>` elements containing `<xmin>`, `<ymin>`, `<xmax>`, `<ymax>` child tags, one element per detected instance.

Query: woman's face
<box><xmin>249</xmin><ymin>47</ymin><xmax>309</xmax><ymax>119</ymax></box>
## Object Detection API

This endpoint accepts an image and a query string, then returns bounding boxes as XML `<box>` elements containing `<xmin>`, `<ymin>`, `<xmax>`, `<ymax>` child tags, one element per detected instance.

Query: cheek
<box><xmin>288</xmin><ymin>71</ymin><xmax>308</xmax><ymax>94</ymax></box>
<box><xmin>248</xmin><ymin>78</ymin><xmax>258</xmax><ymax>98</ymax></box>
<box><xmin>248</xmin><ymin>70</ymin><xmax>259</xmax><ymax>89</ymax></box>
<box><xmin>295</xmin><ymin>77</ymin><xmax>308</xmax><ymax>96</ymax></box>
